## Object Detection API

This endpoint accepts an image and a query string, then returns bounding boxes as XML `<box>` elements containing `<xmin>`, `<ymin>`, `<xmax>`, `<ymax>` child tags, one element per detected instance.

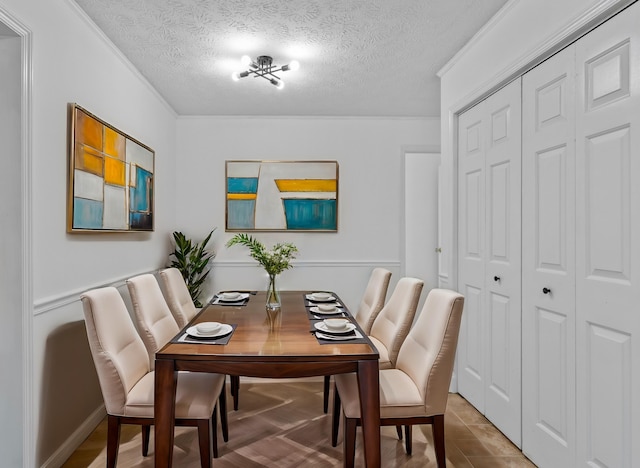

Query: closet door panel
<box><xmin>522</xmin><ymin>45</ymin><xmax>576</xmax><ymax>467</ymax></box>
<box><xmin>575</xmin><ymin>4</ymin><xmax>640</xmax><ymax>467</ymax></box>
<box><xmin>457</xmin><ymin>103</ymin><xmax>487</xmax><ymax>411</ymax></box>
<box><xmin>484</xmin><ymin>79</ymin><xmax>522</xmax><ymax>446</ymax></box>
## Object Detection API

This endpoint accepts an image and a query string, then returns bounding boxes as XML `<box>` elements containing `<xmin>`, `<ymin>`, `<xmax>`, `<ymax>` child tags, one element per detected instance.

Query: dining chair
<box><xmin>127</xmin><ymin>273</ymin><xmax>229</xmax><ymax>440</ymax></box>
<box><xmin>331</xmin><ymin>288</ymin><xmax>465</xmax><ymax>467</ymax></box>
<box><xmin>159</xmin><ymin>267</ymin><xmax>242</xmax><ymax>411</ymax></box>
<box><xmin>322</xmin><ymin>267</ymin><xmax>392</xmax><ymax>413</ymax></box>
<box><xmin>159</xmin><ymin>267</ymin><xmax>199</xmax><ymax>328</ymax></box>
<box><xmin>81</xmin><ymin>287</ymin><xmax>227</xmax><ymax>468</ymax></box>
<box><xmin>368</xmin><ymin>276</ymin><xmax>424</xmax><ymax>370</ymax></box>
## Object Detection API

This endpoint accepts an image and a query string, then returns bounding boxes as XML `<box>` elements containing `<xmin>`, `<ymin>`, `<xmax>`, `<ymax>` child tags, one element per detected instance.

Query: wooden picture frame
<box><xmin>226</xmin><ymin>160</ymin><xmax>338</xmax><ymax>232</ymax></box>
<box><xmin>67</xmin><ymin>104</ymin><xmax>155</xmax><ymax>232</ymax></box>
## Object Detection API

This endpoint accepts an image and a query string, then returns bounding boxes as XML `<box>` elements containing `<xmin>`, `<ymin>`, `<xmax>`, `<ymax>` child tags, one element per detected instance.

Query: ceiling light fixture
<box><xmin>231</xmin><ymin>55</ymin><xmax>299</xmax><ymax>90</ymax></box>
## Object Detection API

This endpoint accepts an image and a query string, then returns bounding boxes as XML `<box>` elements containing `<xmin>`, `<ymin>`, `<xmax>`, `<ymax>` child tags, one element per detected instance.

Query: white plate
<box><xmin>186</xmin><ymin>323</ymin><xmax>233</xmax><ymax>338</ymax></box>
<box><xmin>217</xmin><ymin>293</ymin><xmax>250</xmax><ymax>302</ymax></box>
<box><xmin>314</xmin><ymin>322</ymin><xmax>357</xmax><ymax>334</ymax></box>
<box><xmin>310</xmin><ymin>306</ymin><xmax>342</xmax><ymax>315</ymax></box>
<box><xmin>306</xmin><ymin>294</ymin><xmax>336</xmax><ymax>302</ymax></box>
<box><xmin>315</xmin><ymin>331</ymin><xmax>359</xmax><ymax>341</ymax></box>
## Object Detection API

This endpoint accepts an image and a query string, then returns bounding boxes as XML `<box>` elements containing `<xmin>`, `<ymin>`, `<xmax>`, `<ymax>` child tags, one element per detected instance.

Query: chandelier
<box><xmin>231</xmin><ymin>55</ymin><xmax>300</xmax><ymax>89</ymax></box>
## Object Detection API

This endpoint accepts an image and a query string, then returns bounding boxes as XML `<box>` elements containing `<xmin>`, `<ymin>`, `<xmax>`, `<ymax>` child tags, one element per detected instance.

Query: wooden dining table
<box><xmin>154</xmin><ymin>290</ymin><xmax>381</xmax><ymax>467</ymax></box>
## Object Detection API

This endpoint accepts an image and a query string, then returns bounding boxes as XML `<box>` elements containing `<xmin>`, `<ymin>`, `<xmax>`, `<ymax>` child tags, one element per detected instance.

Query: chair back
<box><xmin>396</xmin><ymin>288</ymin><xmax>464</xmax><ymax>415</ymax></box>
<box><xmin>159</xmin><ymin>267</ymin><xmax>198</xmax><ymax>328</ymax></box>
<box><xmin>369</xmin><ymin>277</ymin><xmax>424</xmax><ymax>367</ymax></box>
<box><xmin>81</xmin><ymin>287</ymin><xmax>150</xmax><ymax>416</ymax></box>
<box><xmin>127</xmin><ymin>274</ymin><xmax>180</xmax><ymax>366</ymax></box>
<box><xmin>354</xmin><ymin>268</ymin><xmax>392</xmax><ymax>334</ymax></box>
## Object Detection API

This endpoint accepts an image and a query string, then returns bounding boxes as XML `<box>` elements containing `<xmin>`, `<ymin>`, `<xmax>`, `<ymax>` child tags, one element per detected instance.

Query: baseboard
<box><xmin>40</xmin><ymin>404</ymin><xmax>105</xmax><ymax>468</ymax></box>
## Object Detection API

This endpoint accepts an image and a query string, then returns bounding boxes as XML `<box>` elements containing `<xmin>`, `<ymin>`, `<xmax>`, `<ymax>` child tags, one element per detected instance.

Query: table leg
<box><xmin>155</xmin><ymin>359</ymin><xmax>177</xmax><ymax>468</ymax></box>
<box><xmin>356</xmin><ymin>359</ymin><xmax>380</xmax><ymax>468</ymax></box>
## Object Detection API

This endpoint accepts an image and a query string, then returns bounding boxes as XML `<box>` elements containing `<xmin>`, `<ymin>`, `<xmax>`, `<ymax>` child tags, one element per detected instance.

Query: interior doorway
<box><xmin>0</xmin><ymin>13</ymin><xmax>31</xmax><ymax>467</ymax></box>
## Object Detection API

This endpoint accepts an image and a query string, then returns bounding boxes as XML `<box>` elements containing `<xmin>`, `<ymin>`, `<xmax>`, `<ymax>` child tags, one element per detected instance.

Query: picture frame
<box><xmin>226</xmin><ymin>160</ymin><xmax>339</xmax><ymax>232</ymax></box>
<box><xmin>67</xmin><ymin>104</ymin><xmax>155</xmax><ymax>232</ymax></box>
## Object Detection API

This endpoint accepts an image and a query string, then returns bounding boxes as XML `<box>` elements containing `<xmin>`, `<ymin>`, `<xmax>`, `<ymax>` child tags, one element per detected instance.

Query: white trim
<box><xmin>40</xmin><ymin>404</ymin><xmax>106</xmax><ymax>468</ymax></box>
<box><xmin>213</xmin><ymin>260</ymin><xmax>401</xmax><ymax>269</ymax></box>
<box><xmin>34</xmin><ymin>268</ymin><xmax>160</xmax><ymax>315</ymax></box>
<box><xmin>63</xmin><ymin>0</ymin><xmax>177</xmax><ymax>118</ymax></box>
<box><xmin>437</xmin><ymin>0</ymin><xmax>519</xmax><ymax>77</ymax></box>
<box><xmin>0</xmin><ymin>7</ymin><xmax>34</xmax><ymax>467</ymax></box>
<box><xmin>177</xmin><ymin>114</ymin><xmax>438</xmax><ymax>122</ymax></box>
<box><xmin>445</xmin><ymin>0</ymin><xmax>636</xmax><ymax>116</ymax></box>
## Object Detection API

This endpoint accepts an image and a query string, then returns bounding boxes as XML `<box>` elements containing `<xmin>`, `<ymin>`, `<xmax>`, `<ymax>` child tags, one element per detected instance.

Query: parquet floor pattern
<box><xmin>63</xmin><ymin>380</ymin><xmax>536</xmax><ymax>467</ymax></box>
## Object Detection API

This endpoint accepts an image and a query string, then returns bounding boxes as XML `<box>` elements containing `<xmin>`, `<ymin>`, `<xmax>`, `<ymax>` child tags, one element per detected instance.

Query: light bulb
<box><xmin>288</xmin><ymin>60</ymin><xmax>300</xmax><ymax>71</ymax></box>
<box><xmin>240</xmin><ymin>55</ymin><xmax>252</xmax><ymax>67</ymax></box>
<box><xmin>231</xmin><ymin>72</ymin><xmax>240</xmax><ymax>82</ymax></box>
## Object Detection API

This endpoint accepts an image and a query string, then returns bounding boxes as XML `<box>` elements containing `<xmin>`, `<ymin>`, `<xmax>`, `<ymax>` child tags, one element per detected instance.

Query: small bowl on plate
<box><xmin>324</xmin><ymin>318</ymin><xmax>350</xmax><ymax>331</ymax></box>
<box><xmin>311</xmin><ymin>292</ymin><xmax>332</xmax><ymax>301</ymax></box>
<box><xmin>196</xmin><ymin>322</ymin><xmax>222</xmax><ymax>334</ymax></box>
<box><xmin>318</xmin><ymin>303</ymin><xmax>338</xmax><ymax>313</ymax></box>
<box><xmin>220</xmin><ymin>292</ymin><xmax>241</xmax><ymax>301</ymax></box>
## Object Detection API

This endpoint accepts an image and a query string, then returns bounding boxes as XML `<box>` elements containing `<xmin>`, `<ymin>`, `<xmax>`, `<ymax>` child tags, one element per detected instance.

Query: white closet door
<box><xmin>457</xmin><ymin>79</ymin><xmax>522</xmax><ymax>442</ymax></box>
<box><xmin>522</xmin><ymin>45</ymin><xmax>576</xmax><ymax>467</ymax></box>
<box><xmin>575</xmin><ymin>3</ymin><xmax>640</xmax><ymax>467</ymax></box>
<box><xmin>457</xmin><ymin>100</ymin><xmax>487</xmax><ymax>412</ymax></box>
<box><xmin>483</xmin><ymin>80</ymin><xmax>522</xmax><ymax>446</ymax></box>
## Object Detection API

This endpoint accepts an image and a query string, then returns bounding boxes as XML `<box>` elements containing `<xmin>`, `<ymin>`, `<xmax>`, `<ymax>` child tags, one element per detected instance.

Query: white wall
<box><xmin>0</xmin><ymin>0</ymin><xmax>179</xmax><ymax>465</ymax></box>
<box><xmin>176</xmin><ymin>116</ymin><xmax>439</xmax><ymax>310</ymax></box>
<box><xmin>437</xmin><ymin>0</ymin><xmax>630</xmax><ymax>292</ymax></box>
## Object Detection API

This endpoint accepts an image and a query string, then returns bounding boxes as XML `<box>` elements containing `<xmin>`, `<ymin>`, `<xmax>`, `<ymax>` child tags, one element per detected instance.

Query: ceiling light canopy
<box><xmin>231</xmin><ymin>55</ymin><xmax>299</xmax><ymax>90</ymax></box>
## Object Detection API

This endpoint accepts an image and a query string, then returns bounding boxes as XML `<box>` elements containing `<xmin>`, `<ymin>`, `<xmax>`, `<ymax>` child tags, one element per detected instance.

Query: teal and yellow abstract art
<box><xmin>67</xmin><ymin>104</ymin><xmax>155</xmax><ymax>232</ymax></box>
<box><xmin>226</xmin><ymin>160</ymin><xmax>338</xmax><ymax>232</ymax></box>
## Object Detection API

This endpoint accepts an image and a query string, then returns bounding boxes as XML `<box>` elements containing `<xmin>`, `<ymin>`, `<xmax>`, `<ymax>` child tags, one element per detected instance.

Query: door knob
<box><xmin>494</xmin><ymin>276</ymin><xmax>501</xmax><ymax>282</ymax></box>
<box><xmin>542</xmin><ymin>287</ymin><xmax>551</xmax><ymax>294</ymax></box>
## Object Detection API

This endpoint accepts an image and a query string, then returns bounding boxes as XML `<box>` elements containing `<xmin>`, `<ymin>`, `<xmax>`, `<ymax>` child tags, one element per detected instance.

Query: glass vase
<box><xmin>266</xmin><ymin>273</ymin><xmax>281</xmax><ymax>314</ymax></box>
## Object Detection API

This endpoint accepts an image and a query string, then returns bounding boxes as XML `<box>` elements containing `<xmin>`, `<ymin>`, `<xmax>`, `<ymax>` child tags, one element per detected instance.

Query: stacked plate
<box><xmin>186</xmin><ymin>321</ymin><xmax>233</xmax><ymax>339</ymax></box>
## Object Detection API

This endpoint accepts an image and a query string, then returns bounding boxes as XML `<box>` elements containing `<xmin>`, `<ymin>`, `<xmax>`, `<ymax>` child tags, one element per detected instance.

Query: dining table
<box><xmin>154</xmin><ymin>290</ymin><xmax>381</xmax><ymax>467</ymax></box>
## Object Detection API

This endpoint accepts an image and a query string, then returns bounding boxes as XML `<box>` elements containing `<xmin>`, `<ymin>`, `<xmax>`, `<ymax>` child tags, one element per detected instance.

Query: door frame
<box><xmin>0</xmin><ymin>7</ymin><xmax>33</xmax><ymax>467</ymax></box>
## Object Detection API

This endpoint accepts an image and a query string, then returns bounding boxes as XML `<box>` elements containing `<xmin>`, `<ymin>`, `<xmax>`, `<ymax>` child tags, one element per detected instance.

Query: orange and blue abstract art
<box><xmin>68</xmin><ymin>104</ymin><xmax>154</xmax><ymax>232</ymax></box>
<box><xmin>226</xmin><ymin>160</ymin><xmax>338</xmax><ymax>232</ymax></box>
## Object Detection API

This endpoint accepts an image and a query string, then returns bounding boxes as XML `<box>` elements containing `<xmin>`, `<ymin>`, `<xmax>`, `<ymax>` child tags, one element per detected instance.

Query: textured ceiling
<box><xmin>72</xmin><ymin>0</ymin><xmax>508</xmax><ymax>117</ymax></box>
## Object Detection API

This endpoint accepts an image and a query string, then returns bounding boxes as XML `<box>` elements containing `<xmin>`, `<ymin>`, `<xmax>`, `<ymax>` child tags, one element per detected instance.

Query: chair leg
<box><xmin>323</xmin><ymin>375</ymin><xmax>331</xmax><ymax>413</ymax></box>
<box><xmin>106</xmin><ymin>415</ymin><xmax>121</xmax><ymax>468</ymax></box>
<box><xmin>230</xmin><ymin>375</ymin><xmax>240</xmax><ymax>410</ymax></box>
<box><xmin>432</xmin><ymin>414</ymin><xmax>446</xmax><ymax>468</ymax></box>
<box><xmin>212</xmin><ymin>405</ymin><xmax>219</xmax><ymax>459</ymax></box>
<box><xmin>404</xmin><ymin>425</ymin><xmax>412</xmax><ymax>455</ymax></box>
<box><xmin>141</xmin><ymin>424</ymin><xmax>151</xmax><ymax>456</ymax></box>
<box><xmin>197</xmin><ymin>417</ymin><xmax>213</xmax><ymax>468</ymax></box>
<box><xmin>219</xmin><ymin>381</ymin><xmax>229</xmax><ymax>442</ymax></box>
<box><xmin>343</xmin><ymin>415</ymin><xmax>357</xmax><ymax>468</ymax></box>
<box><xmin>396</xmin><ymin>425</ymin><xmax>403</xmax><ymax>440</ymax></box>
<box><xmin>331</xmin><ymin>385</ymin><xmax>342</xmax><ymax>447</ymax></box>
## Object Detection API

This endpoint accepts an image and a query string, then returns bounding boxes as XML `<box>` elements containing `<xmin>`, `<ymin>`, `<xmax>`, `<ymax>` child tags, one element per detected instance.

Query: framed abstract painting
<box><xmin>67</xmin><ymin>104</ymin><xmax>155</xmax><ymax>232</ymax></box>
<box><xmin>226</xmin><ymin>160</ymin><xmax>338</xmax><ymax>232</ymax></box>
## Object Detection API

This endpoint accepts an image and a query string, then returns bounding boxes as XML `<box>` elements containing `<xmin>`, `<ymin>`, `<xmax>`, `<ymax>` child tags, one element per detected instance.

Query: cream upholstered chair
<box><xmin>81</xmin><ymin>287</ymin><xmax>227</xmax><ymax>467</ymax></box>
<box><xmin>159</xmin><ymin>267</ymin><xmax>242</xmax><ymax>411</ymax></box>
<box><xmin>368</xmin><ymin>276</ymin><xmax>424</xmax><ymax>370</ymax></box>
<box><xmin>353</xmin><ymin>267</ymin><xmax>392</xmax><ymax>334</ymax></box>
<box><xmin>127</xmin><ymin>273</ymin><xmax>229</xmax><ymax>439</ymax></box>
<box><xmin>331</xmin><ymin>288</ymin><xmax>465</xmax><ymax>466</ymax></box>
<box><xmin>159</xmin><ymin>267</ymin><xmax>199</xmax><ymax>328</ymax></box>
<box><xmin>322</xmin><ymin>268</ymin><xmax>392</xmax><ymax>413</ymax></box>
<box><xmin>126</xmin><ymin>274</ymin><xmax>181</xmax><ymax>368</ymax></box>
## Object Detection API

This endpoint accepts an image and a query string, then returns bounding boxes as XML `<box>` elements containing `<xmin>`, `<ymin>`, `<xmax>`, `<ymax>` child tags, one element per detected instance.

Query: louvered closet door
<box><xmin>522</xmin><ymin>45</ymin><xmax>576</xmax><ymax>467</ymax></box>
<box><xmin>457</xmin><ymin>79</ymin><xmax>522</xmax><ymax>444</ymax></box>
<box><xmin>575</xmin><ymin>4</ymin><xmax>640</xmax><ymax>467</ymax></box>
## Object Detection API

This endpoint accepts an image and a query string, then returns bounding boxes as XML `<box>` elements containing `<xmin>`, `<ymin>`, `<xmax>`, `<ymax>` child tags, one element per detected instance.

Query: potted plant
<box><xmin>226</xmin><ymin>233</ymin><xmax>298</xmax><ymax>312</ymax></box>
<box><xmin>169</xmin><ymin>229</ymin><xmax>215</xmax><ymax>307</ymax></box>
